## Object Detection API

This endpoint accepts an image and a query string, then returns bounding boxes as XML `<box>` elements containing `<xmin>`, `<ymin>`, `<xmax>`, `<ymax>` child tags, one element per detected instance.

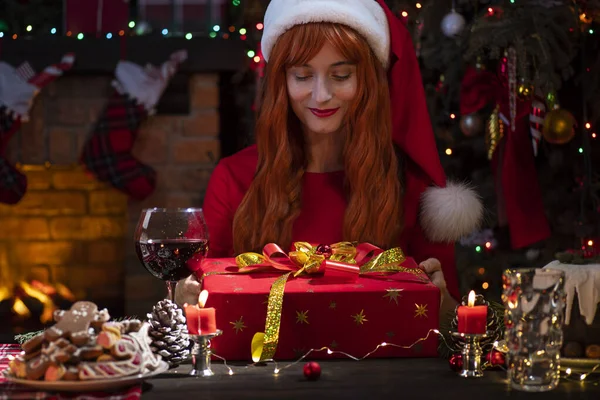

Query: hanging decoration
<box><xmin>485</xmin><ymin>105</ymin><xmax>504</xmax><ymax>160</ymax></box>
<box><xmin>529</xmin><ymin>89</ymin><xmax>546</xmax><ymax>156</ymax></box>
<box><xmin>542</xmin><ymin>108</ymin><xmax>577</xmax><ymax>145</ymax></box>
<box><xmin>79</xmin><ymin>50</ymin><xmax>187</xmax><ymax>201</ymax></box>
<box><xmin>0</xmin><ymin>54</ymin><xmax>75</xmax><ymax>205</ymax></box>
<box><xmin>441</xmin><ymin>9</ymin><xmax>466</xmax><ymax>37</ymax></box>
<box><xmin>460</xmin><ymin>113</ymin><xmax>485</xmax><ymax>137</ymax></box>
<box><xmin>460</xmin><ymin>60</ymin><xmax>551</xmax><ymax>250</ymax></box>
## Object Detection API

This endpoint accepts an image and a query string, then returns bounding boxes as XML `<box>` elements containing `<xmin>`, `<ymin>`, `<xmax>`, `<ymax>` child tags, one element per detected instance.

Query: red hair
<box><xmin>233</xmin><ymin>23</ymin><xmax>402</xmax><ymax>253</ymax></box>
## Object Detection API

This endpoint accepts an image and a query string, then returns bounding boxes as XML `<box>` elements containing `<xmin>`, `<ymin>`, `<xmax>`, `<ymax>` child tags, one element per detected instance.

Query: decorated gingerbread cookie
<box><xmin>45</xmin><ymin>301</ymin><xmax>103</xmax><ymax>345</ymax></box>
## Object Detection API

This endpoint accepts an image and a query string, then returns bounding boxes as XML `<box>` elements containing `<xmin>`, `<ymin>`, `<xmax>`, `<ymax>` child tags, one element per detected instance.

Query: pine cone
<box><xmin>146</xmin><ymin>299</ymin><xmax>190</xmax><ymax>368</ymax></box>
<box><xmin>448</xmin><ymin>294</ymin><xmax>503</xmax><ymax>354</ymax></box>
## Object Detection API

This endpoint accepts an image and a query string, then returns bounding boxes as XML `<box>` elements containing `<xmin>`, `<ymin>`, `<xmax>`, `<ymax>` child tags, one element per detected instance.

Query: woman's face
<box><xmin>286</xmin><ymin>42</ymin><xmax>357</xmax><ymax>136</ymax></box>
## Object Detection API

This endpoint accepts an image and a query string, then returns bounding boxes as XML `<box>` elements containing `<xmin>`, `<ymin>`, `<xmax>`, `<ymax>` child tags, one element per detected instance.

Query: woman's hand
<box><xmin>174</xmin><ymin>274</ymin><xmax>202</xmax><ymax>307</ymax></box>
<box><xmin>419</xmin><ymin>258</ymin><xmax>446</xmax><ymax>291</ymax></box>
<box><xmin>419</xmin><ymin>258</ymin><xmax>458</xmax><ymax>326</ymax></box>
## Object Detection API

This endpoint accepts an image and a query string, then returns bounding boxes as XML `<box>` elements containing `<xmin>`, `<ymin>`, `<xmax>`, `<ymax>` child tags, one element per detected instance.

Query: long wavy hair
<box><xmin>232</xmin><ymin>23</ymin><xmax>402</xmax><ymax>253</ymax></box>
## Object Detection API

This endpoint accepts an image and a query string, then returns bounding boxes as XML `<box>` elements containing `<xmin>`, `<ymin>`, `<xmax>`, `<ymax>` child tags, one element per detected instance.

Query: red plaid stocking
<box><xmin>80</xmin><ymin>50</ymin><xmax>187</xmax><ymax>201</ymax></box>
<box><xmin>0</xmin><ymin>54</ymin><xmax>75</xmax><ymax>204</ymax></box>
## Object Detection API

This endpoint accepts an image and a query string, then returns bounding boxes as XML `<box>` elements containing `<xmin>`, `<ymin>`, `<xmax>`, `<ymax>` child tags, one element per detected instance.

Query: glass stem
<box><xmin>166</xmin><ymin>280</ymin><xmax>178</xmax><ymax>303</ymax></box>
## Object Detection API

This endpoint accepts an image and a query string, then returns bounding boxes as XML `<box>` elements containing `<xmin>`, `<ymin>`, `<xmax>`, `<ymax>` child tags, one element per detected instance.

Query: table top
<box><xmin>141</xmin><ymin>358</ymin><xmax>600</xmax><ymax>399</ymax></box>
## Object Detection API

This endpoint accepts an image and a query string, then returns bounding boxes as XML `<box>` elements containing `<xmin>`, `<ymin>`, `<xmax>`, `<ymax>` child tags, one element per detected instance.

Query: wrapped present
<box><xmin>196</xmin><ymin>242</ymin><xmax>441</xmax><ymax>361</ymax></box>
<box><xmin>64</xmin><ymin>0</ymin><xmax>129</xmax><ymax>35</ymax></box>
<box><xmin>137</xmin><ymin>0</ymin><xmax>228</xmax><ymax>33</ymax></box>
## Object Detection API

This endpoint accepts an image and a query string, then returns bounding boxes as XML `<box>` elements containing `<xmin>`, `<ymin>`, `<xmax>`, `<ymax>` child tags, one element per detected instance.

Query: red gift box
<box><xmin>138</xmin><ymin>0</ymin><xmax>228</xmax><ymax>33</ymax></box>
<box><xmin>197</xmin><ymin>256</ymin><xmax>440</xmax><ymax>361</ymax></box>
<box><xmin>64</xmin><ymin>0</ymin><xmax>129</xmax><ymax>35</ymax></box>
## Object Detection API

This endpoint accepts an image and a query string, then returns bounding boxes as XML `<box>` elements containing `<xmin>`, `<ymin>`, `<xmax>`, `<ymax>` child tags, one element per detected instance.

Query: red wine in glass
<box><xmin>135</xmin><ymin>239</ymin><xmax>208</xmax><ymax>281</ymax></box>
<box><xmin>134</xmin><ymin>208</ymin><xmax>209</xmax><ymax>302</ymax></box>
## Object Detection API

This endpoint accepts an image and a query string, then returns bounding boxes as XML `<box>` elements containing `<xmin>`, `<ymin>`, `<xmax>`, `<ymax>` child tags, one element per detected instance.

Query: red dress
<box><xmin>202</xmin><ymin>145</ymin><xmax>460</xmax><ymax>300</ymax></box>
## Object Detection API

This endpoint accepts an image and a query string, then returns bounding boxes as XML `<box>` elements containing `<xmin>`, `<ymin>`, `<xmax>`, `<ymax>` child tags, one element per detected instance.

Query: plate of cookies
<box><xmin>3</xmin><ymin>301</ymin><xmax>170</xmax><ymax>392</ymax></box>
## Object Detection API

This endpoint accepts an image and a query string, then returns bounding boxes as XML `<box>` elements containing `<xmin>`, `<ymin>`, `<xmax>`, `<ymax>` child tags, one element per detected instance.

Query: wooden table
<box><xmin>141</xmin><ymin>358</ymin><xmax>600</xmax><ymax>399</ymax></box>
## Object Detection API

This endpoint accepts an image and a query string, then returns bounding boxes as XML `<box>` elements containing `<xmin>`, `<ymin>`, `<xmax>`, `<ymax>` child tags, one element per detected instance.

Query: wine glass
<box><xmin>134</xmin><ymin>208</ymin><xmax>209</xmax><ymax>302</ymax></box>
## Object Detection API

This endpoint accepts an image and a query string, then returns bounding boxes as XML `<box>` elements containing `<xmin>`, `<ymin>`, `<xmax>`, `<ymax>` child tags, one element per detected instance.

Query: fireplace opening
<box><xmin>0</xmin><ymin>264</ymin><xmax>77</xmax><ymax>335</ymax></box>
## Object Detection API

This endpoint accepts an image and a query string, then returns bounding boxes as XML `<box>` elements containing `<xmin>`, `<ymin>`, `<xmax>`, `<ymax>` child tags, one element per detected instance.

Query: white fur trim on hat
<box><xmin>261</xmin><ymin>0</ymin><xmax>390</xmax><ymax>68</ymax></box>
<box><xmin>420</xmin><ymin>182</ymin><xmax>484</xmax><ymax>243</ymax></box>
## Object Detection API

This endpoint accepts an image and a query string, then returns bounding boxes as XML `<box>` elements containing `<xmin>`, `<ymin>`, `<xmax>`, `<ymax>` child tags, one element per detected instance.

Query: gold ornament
<box><xmin>517</xmin><ymin>78</ymin><xmax>534</xmax><ymax>100</ymax></box>
<box><xmin>460</xmin><ymin>113</ymin><xmax>485</xmax><ymax>137</ymax></box>
<box><xmin>485</xmin><ymin>105</ymin><xmax>504</xmax><ymax>160</ymax></box>
<box><xmin>542</xmin><ymin>109</ymin><xmax>576</xmax><ymax>144</ymax></box>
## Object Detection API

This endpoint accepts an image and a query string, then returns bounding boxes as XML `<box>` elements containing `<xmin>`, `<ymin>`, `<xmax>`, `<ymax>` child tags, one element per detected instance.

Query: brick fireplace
<box><xmin>0</xmin><ymin>72</ymin><xmax>222</xmax><ymax>330</ymax></box>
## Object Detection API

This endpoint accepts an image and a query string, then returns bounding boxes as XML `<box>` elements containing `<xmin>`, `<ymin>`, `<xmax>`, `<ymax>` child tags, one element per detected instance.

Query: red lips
<box><xmin>309</xmin><ymin>108</ymin><xmax>339</xmax><ymax>118</ymax></box>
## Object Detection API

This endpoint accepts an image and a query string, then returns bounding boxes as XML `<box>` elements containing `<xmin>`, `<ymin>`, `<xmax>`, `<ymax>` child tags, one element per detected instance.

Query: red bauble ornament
<box><xmin>485</xmin><ymin>350</ymin><xmax>506</xmax><ymax>368</ymax></box>
<box><xmin>303</xmin><ymin>361</ymin><xmax>321</xmax><ymax>380</ymax></box>
<box><xmin>315</xmin><ymin>244</ymin><xmax>332</xmax><ymax>259</ymax></box>
<box><xmin>449</xmin><ymin>353</ymin><xmax>463</xmax><ymax>372</ymax></box>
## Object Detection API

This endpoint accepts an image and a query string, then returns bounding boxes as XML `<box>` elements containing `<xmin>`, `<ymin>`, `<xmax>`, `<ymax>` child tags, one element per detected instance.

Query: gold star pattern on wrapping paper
<box><xmin>329</xmin><ymin>301</ymin><xmax>337</xmax><ymax>310</ymax></box>
<box><xmin>330</xmin><ymin>340</ymin><xmax>338</xmax><ymax>349</ymax></box>
<box><xmin>414</xmin><ymin>303</ymin><xmax>428</xmax><ymax>319</ymax></box>
<box><xmin>354</xmin><ymin>284</ymin><xmax>364</xmax><ymax>289</ymax></box>
<box><xmin>383</xmin><ymin>288</ymin><xmax>404</xmax><ymax>305</ymax></box>
<box><xmin>306</xmin><ymin>288</ymin><xmax>315</xmax><ymax>293</ymax></box>
<box><xmin>386</xmin><ymin>331</ymin><xmax>396</xmax><ymax>338</ymax></box>
<box><xmin>296</xmin><ymin>310</ymin><xmax>310</xmax><ymax>324</ymax></box>
<box><xmin>352</xmin><ymin>309</ymin><xmax>368</xmax><ymax>326</ymax></box>
<box><xmin>233</xmin><ymin>287</ymin><xmax>244</xmax><ymax>292</ymax></box>
<box><xmin>230</xmin><ymin>316</ymin><xmax>246</xmax><ymax>334</ymax></box>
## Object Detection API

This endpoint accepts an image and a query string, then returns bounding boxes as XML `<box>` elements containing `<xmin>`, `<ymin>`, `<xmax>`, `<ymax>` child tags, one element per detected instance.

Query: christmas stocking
<box><xmin>0</xmin><ymin>54</ymin><xmax>75</xmax><ymax>204</ymax></box>
<box><xmin>80</xmin><ymin>50</ymin><xmax>187</xmax><ymax>201</ymax></box>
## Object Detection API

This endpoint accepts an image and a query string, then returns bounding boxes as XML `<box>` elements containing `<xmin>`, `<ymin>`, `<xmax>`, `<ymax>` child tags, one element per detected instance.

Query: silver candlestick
<box><xmin>451</xmin><ymin>331</ymin><xmax>490</xmax><ymax>378</ymax></box>
<box><xmin>189</xmin><ymin>330</ymin><xmax>222</xmax><ymax>377</ymax></box>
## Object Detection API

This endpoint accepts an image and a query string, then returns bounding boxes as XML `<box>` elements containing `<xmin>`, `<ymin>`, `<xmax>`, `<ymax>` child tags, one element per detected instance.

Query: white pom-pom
<box><xmin>420</xmin><ymin>182</ymin><xmax>483</xmax><ymax>243</ymax></box>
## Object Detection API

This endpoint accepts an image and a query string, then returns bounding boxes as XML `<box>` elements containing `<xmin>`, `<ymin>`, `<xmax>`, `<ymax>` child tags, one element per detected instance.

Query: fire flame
<box><xmin>467</xmin><ymin>290</ymin><xmax>476</xmax><ymax>307</ymax></box>
<box><xmin>0</xmin><ymin>286</ymin><xmax>10</xmax><ymax>302</ymax></box>
<box><xmin>2</xmin><ymin>280</ymin><xmax>76</xmax><ymax>323</ymax></box>
<box><xmin>18</xmin><ymin>281</ymin><xmax>56</xmax><ymax>323</ymax></box>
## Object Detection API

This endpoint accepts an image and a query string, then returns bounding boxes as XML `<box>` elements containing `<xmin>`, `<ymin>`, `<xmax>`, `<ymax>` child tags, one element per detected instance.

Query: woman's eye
<box><xmin>295</xmin><ymin>75</ymin><xmax>312</xmax><ymax>81</ymax></box>
<box><xmin>333</xmin><ymin>74</ymin><xmax>351</xmax><ymax>81</ymax></box>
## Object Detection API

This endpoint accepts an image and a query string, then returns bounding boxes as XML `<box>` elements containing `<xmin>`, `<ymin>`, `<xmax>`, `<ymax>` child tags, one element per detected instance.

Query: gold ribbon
<box><xmin>231</xmin><ymin>242</ymin><xmax>420</xmax><ymax>362</ymax></box>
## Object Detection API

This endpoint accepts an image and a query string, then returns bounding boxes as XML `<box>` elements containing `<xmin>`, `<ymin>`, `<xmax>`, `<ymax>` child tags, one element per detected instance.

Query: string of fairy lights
<box><xmin>4</xmin><ymin>330</ymin><xmax>599</xmax><ymax>384</ymax></box>
<box><xmin>204</xmin><ymin>330</ymin><xmax>600</xmax><ymax>384</ymax></box>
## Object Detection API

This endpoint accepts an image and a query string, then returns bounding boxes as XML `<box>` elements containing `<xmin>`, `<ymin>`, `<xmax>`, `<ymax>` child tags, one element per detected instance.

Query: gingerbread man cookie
<box><xmin>45</xmin><ymin>301</ymin><xmax>101</xmax><ymax>345</ymax></box>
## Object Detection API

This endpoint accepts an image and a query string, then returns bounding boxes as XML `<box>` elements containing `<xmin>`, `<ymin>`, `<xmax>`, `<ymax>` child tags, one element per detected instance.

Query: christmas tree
<box><xmin>382</xmin><ymin>0</ymin><xmax>600</xmax><ymax>300</ymax></box>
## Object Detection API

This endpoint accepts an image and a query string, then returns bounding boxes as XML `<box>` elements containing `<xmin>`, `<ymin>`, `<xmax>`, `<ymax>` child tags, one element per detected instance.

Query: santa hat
<box><xmin>261</xmin><ymin>0</ymin><xmax>483</xmax><ymax>243</ymax></box>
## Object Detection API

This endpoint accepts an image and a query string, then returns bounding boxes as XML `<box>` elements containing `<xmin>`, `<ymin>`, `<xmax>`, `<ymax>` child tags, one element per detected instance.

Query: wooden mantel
<box><xmin>0</xmin><ymin>36</ymin><xmax>247</xmax><ymax>73</ymax></box>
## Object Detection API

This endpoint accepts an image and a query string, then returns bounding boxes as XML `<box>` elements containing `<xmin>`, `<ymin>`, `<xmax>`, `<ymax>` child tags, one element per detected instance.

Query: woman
<box><xmin>176</xmin><ymin>0</ymin><xmax>483</xmax><ymax>320</ymax></box>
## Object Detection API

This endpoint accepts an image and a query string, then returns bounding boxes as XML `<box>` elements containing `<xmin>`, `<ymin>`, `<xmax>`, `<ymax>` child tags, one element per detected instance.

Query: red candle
<box><xmin>184</xmin><ymin>303</ymin><xmax>201</xmax><ymax>335</ymax></box>
<box><xmin>457</xmin><ymin>290</ymin><xmax>487</xmax><ymax>334</ymax></box>
<box><xmin>198</xmin><ymin>308</ymin><xmax>217</xmax><ymax>334</ymax></box>
<box><xmin>184</xmin><ymin>290</ymin><xmax>217</xmax><ymax>335</ymax></box>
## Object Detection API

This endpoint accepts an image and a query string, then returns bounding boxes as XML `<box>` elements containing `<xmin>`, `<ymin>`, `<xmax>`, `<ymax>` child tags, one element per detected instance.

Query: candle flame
<box><xmin>467</xmin><ymin>290</ymin><xmax>476</xmax><ymax>307</ymax></box>
<box><xmin>198</xmin><ymin>290</ymin><xmax>209</xmax><ymax>308</ymax></box>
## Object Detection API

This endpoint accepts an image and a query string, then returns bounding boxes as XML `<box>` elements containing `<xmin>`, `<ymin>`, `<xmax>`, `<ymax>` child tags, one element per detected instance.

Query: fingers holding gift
<box><xmin>175</xmin><ymin>274</ymin><xmax>202</xmax><ymax>308</ymax></box>
<box><xmin>419</xmin><ymin>258</ymin><xmax>447</xmax><ymax>290</ymax></box>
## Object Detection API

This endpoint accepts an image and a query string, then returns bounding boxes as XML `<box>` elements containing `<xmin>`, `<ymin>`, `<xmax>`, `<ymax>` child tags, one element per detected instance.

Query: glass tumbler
<box><xmin>502</xmin><ymin>268</ymin><xmax>566</xmax><ymax>392</ymax></box>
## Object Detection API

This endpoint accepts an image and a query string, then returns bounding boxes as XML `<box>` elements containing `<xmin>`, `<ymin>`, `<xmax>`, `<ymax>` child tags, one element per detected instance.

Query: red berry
<box><xmin>303</xmin><ymin>361</ymin><xmax>321</xmax><ymax>380</ymax></box>
<box><xmin>448</xmin><ymin>353</ymin><xmax>463</xmax><ymax>371</ymax></box>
